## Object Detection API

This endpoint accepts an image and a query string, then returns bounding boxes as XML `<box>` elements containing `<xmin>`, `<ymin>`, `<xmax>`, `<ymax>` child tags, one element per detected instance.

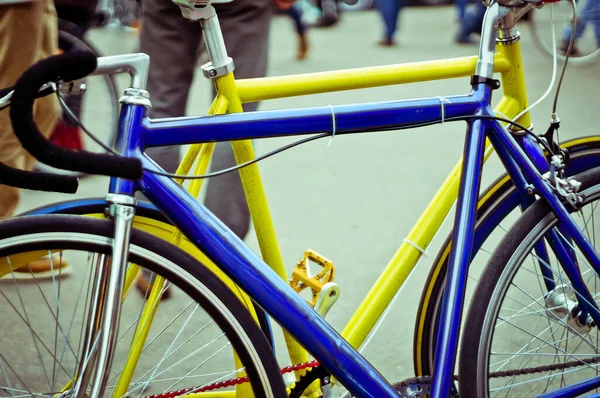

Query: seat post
<box><xmin>173</xmin><ymin>0</ymin><xmax>235</xmax><ymax>79</ymax></box>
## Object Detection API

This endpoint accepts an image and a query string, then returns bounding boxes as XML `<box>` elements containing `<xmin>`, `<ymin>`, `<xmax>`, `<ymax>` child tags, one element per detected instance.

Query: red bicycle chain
<box><xmin>143</xmin><ymin>360</ymin><xmax>320</xmax><ymax>398</ymax></box>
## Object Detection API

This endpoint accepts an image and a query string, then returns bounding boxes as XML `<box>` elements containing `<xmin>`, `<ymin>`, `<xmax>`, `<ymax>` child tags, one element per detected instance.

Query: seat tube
<box><xmin>431</xmin><ymin>3</ymin><xmax>500</xmax><ymax>396</ymax></box>
<box><xmin>431</xmin><ymin>112</ymin><xmax>487</xmax><ymax>397</ymax></box>
<box><xmin>177</xmin><ymin>2</ymin><xmax>312</xmax><ymax>379</ymax></box>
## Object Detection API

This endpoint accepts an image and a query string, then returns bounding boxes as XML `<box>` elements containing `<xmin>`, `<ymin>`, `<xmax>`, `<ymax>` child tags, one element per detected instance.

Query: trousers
<box><xmin>0</xmin><ymin>0</ymin><xmax>59</xmax><ymax>218</ymax></box>
<box><xmin>139</xmin><ymin>0</ymin><xmax>272</xmax><ymax>239</ymax></box>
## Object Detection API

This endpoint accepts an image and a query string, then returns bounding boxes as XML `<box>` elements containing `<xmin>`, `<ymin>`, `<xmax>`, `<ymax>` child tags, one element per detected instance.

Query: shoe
<box><xmin>5</xmin><ymin>255</ymin><xmax>71</xmax><ymax>280</ymax></box>
<box><xmin>297</xmin><ymin>34</ymin><xmax>309</xmax><ymax>60</ymax></box>
<box><xmin>455</xmin><ymin>36</ymin><xmax>476</xmax><ymax>45</ymax></box>
<box><xmin>377</xmin><ymin>38</ymin><xmax>396</xmax><ymax>47</ymax></box>
<box><xmin>136</xmin><ymin>270</ymin><xmax>172</xmax><ymax>300</ymax></box>
<box><xmin>559</xmin><ymin>41</ymin><xmax>581</xmax><ymax>56</ymax></box>
<box><xmin>318</xmin><ymin>0</ymin><xmax>339</xmax><ymax>27</ymax></box>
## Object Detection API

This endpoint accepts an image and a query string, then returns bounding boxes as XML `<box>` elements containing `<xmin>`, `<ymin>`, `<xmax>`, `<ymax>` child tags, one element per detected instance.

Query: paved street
<box><xmin>13</xmin><ymin>4</ymin><xmax>600</xmax><ymax>389</ymax></box>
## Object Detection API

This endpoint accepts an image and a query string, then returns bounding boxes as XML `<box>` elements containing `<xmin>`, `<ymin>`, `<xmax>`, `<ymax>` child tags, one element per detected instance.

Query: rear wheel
<box><xmin>0</xmin><ymin>215</ymin><xmax>286</xmax><ymax>397</ymax></box>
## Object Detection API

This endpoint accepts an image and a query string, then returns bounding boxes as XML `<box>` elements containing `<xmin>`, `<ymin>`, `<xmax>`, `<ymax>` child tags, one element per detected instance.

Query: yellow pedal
<box><xmin>290</xmin><ymin>249</ymin><xmax>335</xmax><ymax>306</ymax></box>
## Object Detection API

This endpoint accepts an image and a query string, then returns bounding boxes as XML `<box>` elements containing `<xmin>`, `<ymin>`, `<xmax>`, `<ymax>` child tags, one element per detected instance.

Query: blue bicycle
<box><xmin>1</xmin><ymin>0</ymin><xmax>600</xmax><ymax>397</ymax></box>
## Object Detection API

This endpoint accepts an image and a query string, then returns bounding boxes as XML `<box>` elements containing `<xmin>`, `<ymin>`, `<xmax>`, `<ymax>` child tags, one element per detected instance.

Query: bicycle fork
<box><xmin>73</xmin><ymin>194</ymin><xmax>137</xmax><ymax>398</ymax></box>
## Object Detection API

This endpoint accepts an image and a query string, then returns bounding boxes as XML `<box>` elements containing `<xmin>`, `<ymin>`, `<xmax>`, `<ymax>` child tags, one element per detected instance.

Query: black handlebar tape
<box><xmin>10</xmin><ymin>51</ymin><xmax>143</xmax><ymax>180</ymax></box>
<box><xmin>0</xmin><ymin>162</ymin><xmax>78</xmax><ymax>193</ymax></box>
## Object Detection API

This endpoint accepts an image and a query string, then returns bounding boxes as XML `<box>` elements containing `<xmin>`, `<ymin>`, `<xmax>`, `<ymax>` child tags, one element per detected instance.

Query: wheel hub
<box><xmin>544</xmin><ymin>284</ymin><xmax>594</xmax><ymax>333</ymax></box>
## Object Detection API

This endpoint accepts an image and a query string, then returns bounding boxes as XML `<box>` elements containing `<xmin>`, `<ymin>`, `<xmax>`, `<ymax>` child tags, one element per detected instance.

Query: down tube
<box><xmin>138</xmin><ymin>162</ymin><xmax>398</xmax><ymax>397</ymax></box>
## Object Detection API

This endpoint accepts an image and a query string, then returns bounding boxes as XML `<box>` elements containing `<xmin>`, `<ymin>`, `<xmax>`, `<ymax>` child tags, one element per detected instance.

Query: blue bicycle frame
<box><xmin>100</xmin><ymin>6</ymin><xmax>600</xmax><ymax>398</ymax></box>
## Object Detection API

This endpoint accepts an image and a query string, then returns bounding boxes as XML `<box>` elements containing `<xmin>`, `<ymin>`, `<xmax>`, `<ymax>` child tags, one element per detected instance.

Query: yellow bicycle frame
<box><xmin>199</xmin><ymin>39</ymin><xmax>531</xmax><ymax>375</ymax></box>
<box><xmin>2</xmin><ymin>34</ymin><xmax>530</xmax><ymax>397</ymax></box>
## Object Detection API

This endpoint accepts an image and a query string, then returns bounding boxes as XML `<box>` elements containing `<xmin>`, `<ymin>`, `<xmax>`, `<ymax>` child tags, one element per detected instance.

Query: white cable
<box><xmin>327</xmin><ymin>104</ymin><xmax>336</xmax><ymax>147</ymax></box>
<box><xmin>438</xmin><ymin>96</ymin><xmax>451</xmax><ymax>124</ymax></box>
<box><xmin>512</xmin><ymin>4</ymin><xmax>558</xmax><ymax>123</ymax></box>
<box><xmin>403</xmin><ymin>239</ymin><xmax>429</xmax><ymax>257</ymax></box>
<box><xmin>494</xmin><ymin>110</ymin><xmax>510</xmax><ymax>121</ymax></box>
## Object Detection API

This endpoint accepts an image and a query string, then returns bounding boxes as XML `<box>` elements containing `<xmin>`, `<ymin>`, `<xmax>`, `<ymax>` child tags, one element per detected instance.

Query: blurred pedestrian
<box><xmin>48</xmin><ymin>0</ymin><xmax>100</xmax><ymax>151</ymax></box>
<box><xmin>560</xmin><ymin>0</ymin><xmax>600</xmax><ymax>55</ymax></box>
<box><xmin>136</xmin><ymin>0</ymin><xmax>293</xmax><ymax>297</ymax></box>
<box><xmin>0</xmin><ymin>0</ymin><xmax>69</xmax><ymax>275</ymax></box>
<box><xmin>316</xmin><ymin>0</ymin><xmax>340</xmax><ymax>27</ymax></box>
<box><xmin>455</xmin><ymin>0</ymin><xmax>486</xmax><ymax>44</ymax></box>
<box><xmin>375</xmin><ymin>0</ymin><xmax>402</xmax><ymax>47</ymax></box>
<box><xmin>284</xmin><ymin>0</ymin><xmax>310</xmax><ymax>59</ymax></box>
<box><xmin>455</xmin><ymin>0</ymin><xmax>467</xmax><ymax>22</ymax></box>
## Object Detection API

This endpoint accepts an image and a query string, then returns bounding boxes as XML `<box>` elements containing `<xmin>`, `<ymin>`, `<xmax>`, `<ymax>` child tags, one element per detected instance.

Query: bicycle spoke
<box><xmin>106</xmin><ymin>283</ymin><xmax>179</xmax><ymax>387</ymax></box>
<box><xmin>137</xmin><ymin>304</ymin><xmax>200</xmax><ymax>398</ymax></box>
<box><xmin>0</xmin><ymin>355</ymin><xmax>15</xmax><ymax>398</ymax></box>
<box><xmin>128</xmin><ymin>333</ymin><xmax>228</xmax><ymax>395</ymax></box>
<box><xmin>128</xmin><ymin>312</ymin><xmax>219</xmax><ymax>394</ymax></box>
<box><xmin>162</xmin><ymin>343</ymin><xmax>230</xmax><ymax>393</ymax></box>
<box><xmin>5</xmin><ymin>258</ymin><xmax>53</xmax><ymax>392</ymax></box>
<box><xmin>0</xmin><ymin>353</ymin><xmax>34</xmax><ymax>397</ymax></box>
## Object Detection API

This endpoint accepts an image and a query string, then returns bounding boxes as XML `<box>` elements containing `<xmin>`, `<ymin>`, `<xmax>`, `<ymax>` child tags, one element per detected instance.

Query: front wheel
<box><xmin>459</xmin><ymin>167</ymin><xmax>600</xmax><ymax>397</ymax></box>
<box><xmin>414</xmin><ymin>136</ymin><xmax>600</xmax><ymax>377</ymax></box>
<box><xmin>0</xmin><ymin>215</ymin><xmax>286</xmax><ymax>397</ymax></box>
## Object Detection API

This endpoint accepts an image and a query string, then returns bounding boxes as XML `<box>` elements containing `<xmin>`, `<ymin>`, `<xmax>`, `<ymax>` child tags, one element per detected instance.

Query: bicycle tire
<box><xmin>34</xmin><ymin>27</ymin><xmax>119</xmax><ymax>177</ymax></box>
<box><xmin>458</xmin><ymin>166</ymin><xmax>600</xmax><ymax>397</ymax></box>
<box><xmin>413</xmin><ymin>136</ymin><xmax>600</xmax><ymax>377</ymax></box>
<box><xmin>0</xmin><ymin>214</ymin><xmax>286</xmax><ymax>397</ymax></box>
<box><xmin>528</xmin><ymin>0</ymin><xmax>600</xmax><ymax>67</ymax></box>
<box><xmin>21</xmin><ymin>200</ymin><xmax>275</xmax><ymax>346</ymax></box>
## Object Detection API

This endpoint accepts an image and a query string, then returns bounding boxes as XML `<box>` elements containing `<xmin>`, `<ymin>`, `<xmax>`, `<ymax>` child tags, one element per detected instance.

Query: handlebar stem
<box><xmin>93</xmin><ymin>53</ymin><xmax>150</xmax><ymax>89</ymax></box>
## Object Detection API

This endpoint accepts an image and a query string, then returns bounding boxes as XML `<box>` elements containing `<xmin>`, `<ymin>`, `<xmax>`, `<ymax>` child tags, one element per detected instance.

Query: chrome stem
<box><xmin>93</xmin><ymin>53</ymin><xmax>150</xmax><ymax>90</ymax></box>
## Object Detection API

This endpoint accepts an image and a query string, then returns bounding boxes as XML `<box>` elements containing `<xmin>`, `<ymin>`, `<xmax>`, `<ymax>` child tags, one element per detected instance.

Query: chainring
<box><xmin>288</xmin><ymin>366</ymin><xmax>330</xmax><ymax>398</ymax></box>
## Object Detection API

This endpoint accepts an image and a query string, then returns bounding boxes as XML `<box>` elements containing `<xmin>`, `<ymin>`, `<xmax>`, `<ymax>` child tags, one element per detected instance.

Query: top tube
<box><xmin>139</xmin><ymin>88</ymin><xmax>490</xmax><ymax>149</ymax></box>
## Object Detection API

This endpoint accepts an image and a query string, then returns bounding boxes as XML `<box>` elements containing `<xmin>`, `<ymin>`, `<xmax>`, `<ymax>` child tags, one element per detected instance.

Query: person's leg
<box><xmin>51</xmin><ymin>0</ymin><xmax>100</xmax><ymax>151</ymax></box>
<box><xmin>589</xmin><ymin>0</ymin><xmax>600</xmax><ymax>46</ymax></box>
<box><xmin>456</xmin><ymin>1</ymin><xmax>486</xmax><ymax>44</ymax></box>
<box><xmin>0</xmin><ymin>0</ymin><xmax>67</xmax><ymax>275</ymax></box>
<box><xmin>135</xmin><ymin>0</ymin><xmax>204</xmax><ymax>296</ymax></box>
<box><xmin>287</xmin><ymin>4</ymin><xmax>305</xmax><ymax>36</ymax></box>
<box><xmin>455</xmin><ymin>0</ymin><xmax>468</xmax><ymax>22</ymax></box>
<box><xmin>375</xmin><ymin>0</ymin><xmax>400</xmax><ymax>45</ymax></box>
<box><xmin>560</xmin><ymin>0</ymin><xmax>593</xmax><ymax>52</ymax></box>
<box><xmin>469</xmin><ymin>1</ymin><xmax>487</xmax><ymax>34</ymax></box>
<box><xmin>205</xmin><ymin>0</ymin><xmax>272</xmax><ymax>239</ymax></box>
<box><xmin>287</xmin><ymin>3</ymin><xmax>309</xmax><ymax>59</ymax></box>
<box><xmin>0</xmin><ymin>0</ymin><xmax>59</xmax><ymax>219</ymax></box>
<box><xmin>139</xmin><ymin>0</ymin><xmax>201</xmax><ymax>173</ymax></box>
